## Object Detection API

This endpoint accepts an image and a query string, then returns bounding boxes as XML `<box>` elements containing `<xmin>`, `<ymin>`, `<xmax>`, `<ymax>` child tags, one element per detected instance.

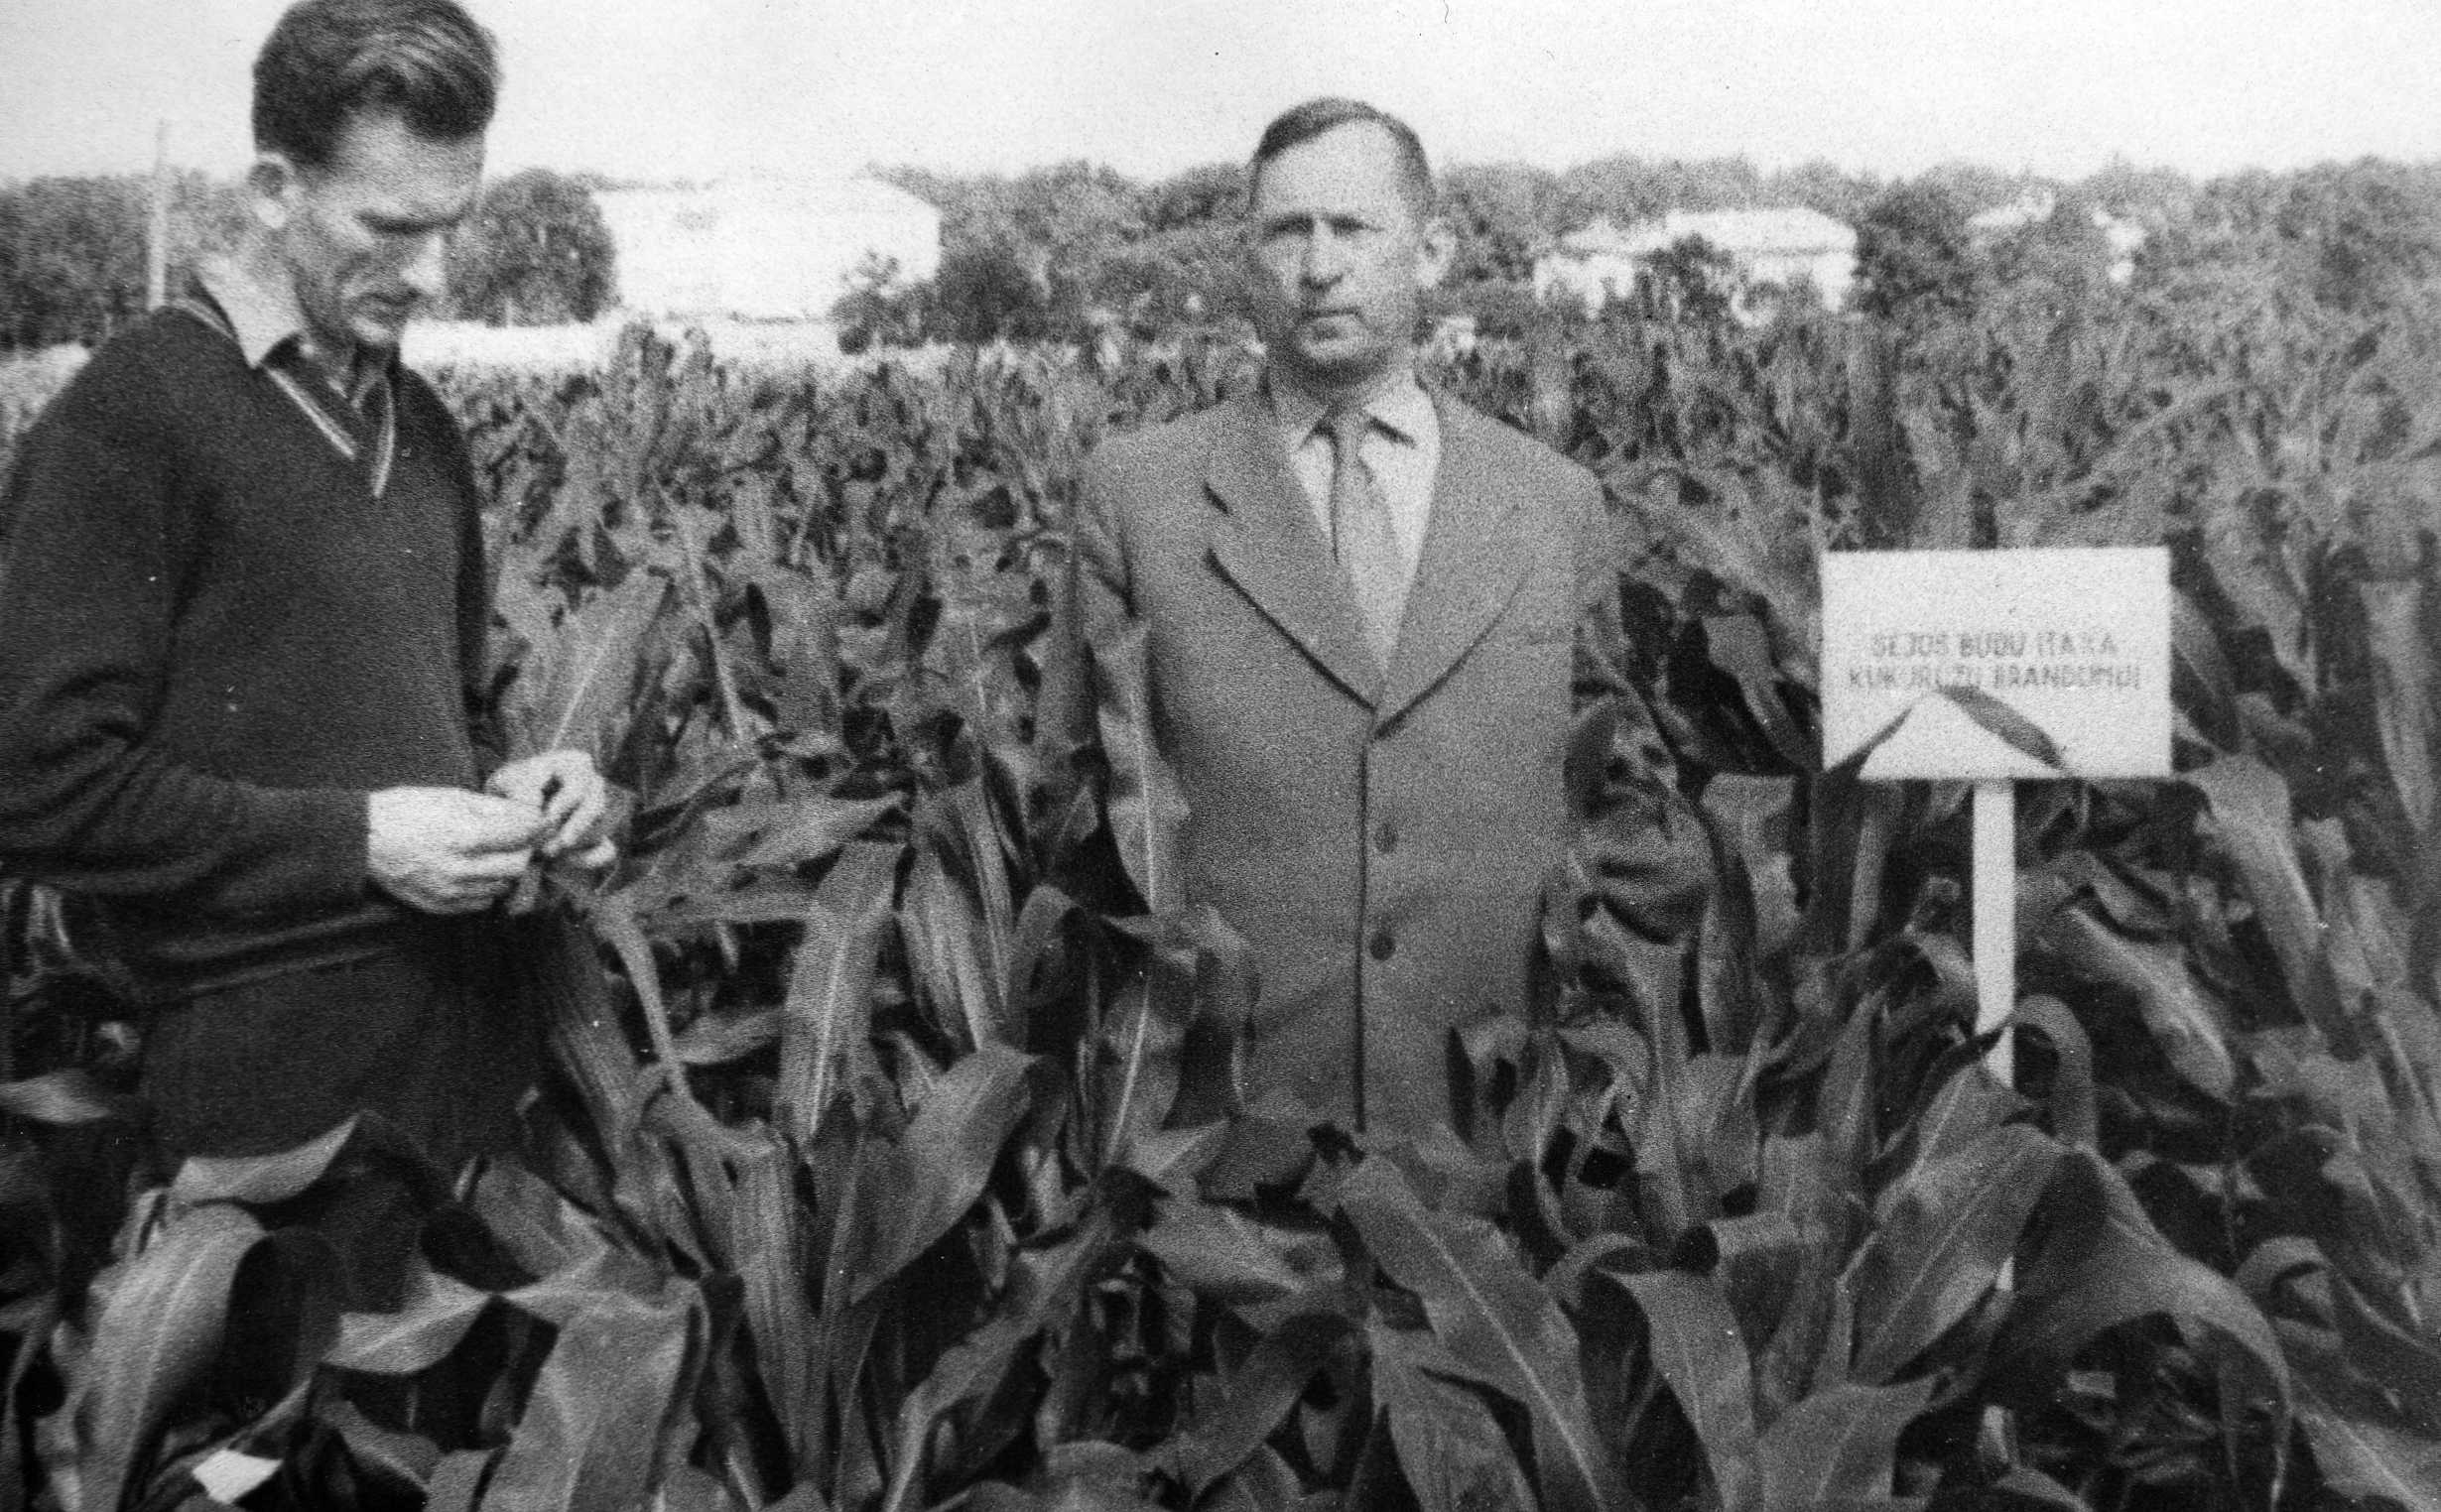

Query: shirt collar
<box><xmin>1271</xmin><ymin>369</ymin><xmax>1436</xmax><ymax>447</ymax></box>
<box><xmin>197</xmin><ymin>252</ymin><xmax>393</xmax><ymax>405</ymax></box>
<box><xmin>197</xmin><ymin>253</ymin><xmax>308</xmax><ymax>370</ymax></box>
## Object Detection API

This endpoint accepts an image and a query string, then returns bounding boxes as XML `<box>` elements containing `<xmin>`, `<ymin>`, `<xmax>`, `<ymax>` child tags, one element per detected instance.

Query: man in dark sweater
<box><xmin>0</xmin><ymin>0</ymin><xmax>610</xmax><ymax>1293</ymax></box>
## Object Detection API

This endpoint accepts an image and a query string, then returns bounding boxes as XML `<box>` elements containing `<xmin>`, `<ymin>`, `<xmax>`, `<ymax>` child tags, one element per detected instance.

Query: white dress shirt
<box><xmin>1272</xmin><ymin>373</ymin><xmax>1443</xmax><ymax>593</ymax></box>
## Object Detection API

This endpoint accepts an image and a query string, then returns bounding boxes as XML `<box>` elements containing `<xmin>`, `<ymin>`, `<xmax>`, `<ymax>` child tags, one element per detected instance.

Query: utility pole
<box><xmin>145</xmin><ymin>121</ymin><xmax>171</xmax><ymax>312</ymax></box>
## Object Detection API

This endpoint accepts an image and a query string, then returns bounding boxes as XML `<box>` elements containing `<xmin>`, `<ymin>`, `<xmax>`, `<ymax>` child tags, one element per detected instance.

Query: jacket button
<box><xmin>1368</xmin><ymin>930</ymin><xmax>1395</xmax><ymax>961</ymax></box>
<box><xmin>1373</xmin><ymin>819</ymin><xmax>1398</xmax><ymax>853</ymax></box>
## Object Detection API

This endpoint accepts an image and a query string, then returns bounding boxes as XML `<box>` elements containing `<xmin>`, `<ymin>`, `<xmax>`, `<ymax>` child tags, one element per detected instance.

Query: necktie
<box><xmin>1319</xmin><ymin>406</ymin><xmax>1407</xmax><ymax>668</ymax></box>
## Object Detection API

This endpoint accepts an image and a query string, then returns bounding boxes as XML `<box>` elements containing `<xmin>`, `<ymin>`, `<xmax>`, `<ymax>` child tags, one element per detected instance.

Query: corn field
<box><xmin>3</xmin><ymin>282</ymin><xmax>2438</xmax><ymax>1510</ymax></box>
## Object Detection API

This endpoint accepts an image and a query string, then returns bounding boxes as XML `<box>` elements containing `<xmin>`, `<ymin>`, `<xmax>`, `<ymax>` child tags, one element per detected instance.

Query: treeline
<box><xmin>11</xmin><ymin>150</ymin><xmax>2440</xmax><ymax>357</ymax></box>
<box><xmin>840</xmin><ymin>152</ymin><xmax>2441</xmax><ymax>347</ymax></box>
<box><xmin>0</xmin><ymin>167</ymin><xmax>616</xmax><ymax>350</ymax></box>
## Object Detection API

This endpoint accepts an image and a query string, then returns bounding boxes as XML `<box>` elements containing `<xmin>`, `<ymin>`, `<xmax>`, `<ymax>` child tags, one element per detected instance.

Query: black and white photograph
<box><xmin>2</xmin><ymin>1</ymin><xmax>2437</xmax><ymax>1506</ymax></box>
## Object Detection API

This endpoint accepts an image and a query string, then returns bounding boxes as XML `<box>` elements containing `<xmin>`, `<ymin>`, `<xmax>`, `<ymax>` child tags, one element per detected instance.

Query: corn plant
<box><xmin>4</xmin><ymin>286</ymin><xmax>2438</xmax><ymax>1510</ymax></box>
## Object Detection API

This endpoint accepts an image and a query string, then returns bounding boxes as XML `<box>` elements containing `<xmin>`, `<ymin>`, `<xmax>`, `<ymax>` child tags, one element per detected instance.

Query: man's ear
<box><xmin>246</xmin><ymin>152</ymin><xmax>300</xmax><ymax>233</ymax></box>
<box><xmin>1414</xmin><ymin>217</ymin><xmax>1457</xmax><ymax>291</ymax></box>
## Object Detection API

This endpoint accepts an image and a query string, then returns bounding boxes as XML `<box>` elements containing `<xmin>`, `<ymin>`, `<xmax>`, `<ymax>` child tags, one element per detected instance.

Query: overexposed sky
<box><xmin>6</xmin><ymin>0</ymin><xmax>2441</xmax><ymax>185</ymax></box>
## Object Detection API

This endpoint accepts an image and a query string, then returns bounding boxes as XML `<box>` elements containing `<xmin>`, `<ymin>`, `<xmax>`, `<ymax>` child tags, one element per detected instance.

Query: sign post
<box><xmin>1973</xmin><ymin>780</ymin><xmax>2015</xmax><ymax>1083</ymax></box>
<box><xmin>1821</xmin><ymin>547</ymin><xmax>2171</xmax><ymax>1464</ymax></box>
<box><xmin>1820</xmin><ymin>547</ymin><xmax>2174</xmax><ymax>1076</ymax></box>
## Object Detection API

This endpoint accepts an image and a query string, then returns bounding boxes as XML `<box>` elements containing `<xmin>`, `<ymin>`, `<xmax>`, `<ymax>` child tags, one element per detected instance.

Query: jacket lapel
<box><xmin>1377</xmin><ymin>396</ymin><xmax>1529</xmax><ymax>723</ymax></box>
<box><xmin>1202</xmin><ymin>393</ymin><xmax>1383</xmax><ymax>705</ymax></box>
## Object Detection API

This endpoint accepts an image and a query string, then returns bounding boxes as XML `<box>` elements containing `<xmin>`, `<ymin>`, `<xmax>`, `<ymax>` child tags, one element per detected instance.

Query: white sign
<box><xmin>1820</xmin><ymin>548</ymin><xmax>2172</xmax><ymax>780</ymax></box>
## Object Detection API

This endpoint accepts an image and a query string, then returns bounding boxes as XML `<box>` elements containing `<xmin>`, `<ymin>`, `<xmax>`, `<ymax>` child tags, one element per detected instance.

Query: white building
<box><xmin>1969</xmin><ymin>190</ymin><xmax>2148</xmax><ymax>285</ymax></box>
<box><xmin>592</xmin><ymin>177</ymin><xmax>942</xmax><ymax>320</ymax></box>
<box><xmin>1535</xmin><ymin>207</ymin><xmax>1859</xmax><ymax>317</ymax></box>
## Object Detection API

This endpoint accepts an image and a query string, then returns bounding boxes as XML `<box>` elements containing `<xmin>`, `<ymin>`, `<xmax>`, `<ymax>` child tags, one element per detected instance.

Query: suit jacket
<box><xmin>1067</xmin><ymin>384</ymin><xmax>1623</xmax><ymax>1137</ymax></box>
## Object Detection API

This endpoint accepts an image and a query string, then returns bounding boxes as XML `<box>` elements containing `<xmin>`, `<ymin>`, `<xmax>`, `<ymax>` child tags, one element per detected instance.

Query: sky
<box><xmin>6</xmin><ymin>0</ymin><xmax>2441</xmax><ymax>187</ymax></box>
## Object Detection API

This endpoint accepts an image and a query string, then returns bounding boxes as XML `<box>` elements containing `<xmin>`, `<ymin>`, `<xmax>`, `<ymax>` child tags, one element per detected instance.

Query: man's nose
<box><xmin>400</xmin><ymin>232</ymin><xmax>450</xmax><ymax>304</ymax></box>
<box><xmin>1299</xmin><ymin>226</ymin><xmax>1348</xmax><ymax>286</ymax></box>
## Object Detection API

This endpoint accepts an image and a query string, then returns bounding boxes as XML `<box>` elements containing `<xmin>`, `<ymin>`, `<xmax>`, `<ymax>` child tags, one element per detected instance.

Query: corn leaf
<box><xmin>2040</xmin><ymin>904</ymin><xmax>2236</xmax><ymax>1098</ymax></box>
<box><xmin>876</xmin><ymin>1211</ymin><xmax>1115</xmax><ymax>1512</ymax></box>
<box><xmin>2188</xmin><ymin>755</ymin><xmax>2359</xmax><ymax>1057</ymax></box>
<box><xmin>777</xmin><ymin>839</ymin><xmax>901</xmax><ymax>1143</ymax></box>
<box><xmin>848</xmin><ymin>1043</ymin><xmax>1044</xmax><ymax>1303</ymax></box>
<box><xmin>1162</xmin><ymin>1312</ymin><xmax>1353</xmax><ymax>1496</ymax></box>
<box><xmin>1339</xmin><ymin>1159</ymin><xmax>1630</xmax><ymax>1512</ymax></box>
<box><xmin>1994</xmin><ymin>1149</ymin><xmax>2289</xmax><ymax>1423</ymax></box>
<box><xmin>711</xmin><ymin>1137</ymin><xmax>817</xmax><ymax>1473</ymax></box>
<box><xmin>327</xmin><ymin>1264</ymin><xmax>492</xmax><ymax>1376</ymax></box>
<box><xmin>728</xmin><ymin>796</ymin><xmax>899</xmax><ymax>870</ymax></box>
<box><xmin>49</xmin><ymin>1202</ymin><xmax>262</xmax><ymax>1512</ymax></box>
<box><xmin>169</xmin><ymin>1117</ymin><xmax>359</xmax><ymax>1207</ymax></box>
<box><xmin>1369</xmin><ymin>1322</ymin><xmax>1541</xmax><ymax>1512</ymax></box>
<box><xmin>1610</xmin><ymin>1268</ymin><xmax>1760</xmax><ymax>1508</ymax></box>
<box><xmin>481</xmin><ymin>1283</ymin><xmax>702</xmax><ymax>1510</ymax></box>
<box><xmin>2282</xmin><ymin>1321</ymin><xmax>2441</xmax><ymax>1512</ymax></box>
<box><xmin>1140</xmin><ymin>1196</ymin><xmax>1339</xmax><ymax>1308</ymax></box>
<box><xmin>425</xmin><ymin>1449</ymin><xmax>497</xmax><ymax>1512</ymax></box>
<box><xmin>2359</xmin><ymin>572</ymin><xmax>2437</xmax><ymax>836</ymax></box>
<box><xmin>509</xmin><ymin>568</ymin><xmax>672</xmax><ymax>763</ymax></box>
<box><xmin>316</xmin><ymin>1399</ymin><xmax>442</xmax><ymax>1490</ymax></box>
<box><xmin>1753</xmin><ymin>1377</ymin><xmax>1937</xmax><ymax>1511</ymax></box>
<box><xmin>1091</xmin><ymin>617</ymin><xmax>1188</xmax><ymax>915</ymax></box>
<box><xmin>1847</xmin><ymin>1123</ymin><xmax>2060</xmax><ymax>1384</ymax></box>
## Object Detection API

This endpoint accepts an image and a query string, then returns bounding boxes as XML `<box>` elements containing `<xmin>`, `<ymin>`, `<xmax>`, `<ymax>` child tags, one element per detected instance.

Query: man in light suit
<box><xmin>1069</xmin><ymin>98</ymin><xmax>1664</xmax><ymax>1138</ymax></box>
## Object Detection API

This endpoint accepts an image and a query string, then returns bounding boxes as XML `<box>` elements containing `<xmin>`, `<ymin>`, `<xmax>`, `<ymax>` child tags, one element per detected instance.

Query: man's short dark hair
<box><xmin>254</xmin><ymin>0</ymin><xmax>499</xmax><ymax>168</ymax></box>
<box><xmin>1249</xmin><ymin>98</ymin><xmax>1434</xmax><ymax>216</ymax></box>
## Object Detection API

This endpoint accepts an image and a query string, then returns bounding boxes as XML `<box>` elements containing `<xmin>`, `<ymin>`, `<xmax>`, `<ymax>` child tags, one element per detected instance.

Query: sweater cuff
<box><xmin>247</xmin><ymin>786</ymin><xmax>374</xmax><ymax>913</ymax></box>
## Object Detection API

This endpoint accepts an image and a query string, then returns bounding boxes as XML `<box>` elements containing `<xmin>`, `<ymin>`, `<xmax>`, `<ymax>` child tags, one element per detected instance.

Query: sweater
<box><xmin>0</xmin><ymin>302</ymin><xmax>489</xmax><ymax>1001</ymax></box>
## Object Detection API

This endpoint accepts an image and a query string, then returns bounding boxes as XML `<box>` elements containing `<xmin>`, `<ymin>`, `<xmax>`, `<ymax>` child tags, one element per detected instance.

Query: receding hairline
<box><xmin>1246</xmin><ymin>100</ymin><xmax>1435</xmax><ymax>217</ymax></box>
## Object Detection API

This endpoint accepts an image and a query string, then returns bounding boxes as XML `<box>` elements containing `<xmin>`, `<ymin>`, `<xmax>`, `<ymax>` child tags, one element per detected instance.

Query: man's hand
<box><xmin>367</xmin><ymin>788</ymin><xmax>551</xmax><ymax>914</ymax></box>
<box><xmin>484</xmin><ymin>750</ymin><xmax>617</xmax><ymax>870</ymax></box>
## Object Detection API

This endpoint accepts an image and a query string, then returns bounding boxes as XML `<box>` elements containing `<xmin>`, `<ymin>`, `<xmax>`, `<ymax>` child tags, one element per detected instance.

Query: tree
<box><xmin>929</xmin><ymin>239</ymin><xmax>1053</xmax><ymax>343</ymax></box>
<box><xmin>831</xmin><ymin>252</ymin><xmax>926</xmax><ymax>353</ymax></box>
<box><xmin>1560</xmin><ymin>154</ymin><xmax>1764</xmax><ymax>228</ymax></box>
<box><xmin>1985</xmin><ymin>191</ymin><xmax>2118</xmax><ymax>321</ymax></box>
<box><xmin>877</xmin><ymin>160</ymin><xmax>1150</xmax><ymax>341</ymax></box>
<box><xmin>1913</xmin><ymin>161</ymin><xmax>2045</xmax><ymax>219</ymax></box>
<box><xmin>2136</xmin><ymin>161</ymin><xmax>2441</xmax><ymax>327</ymax></box>
<box><xmin>0</xmin><ymin>177</ymin><xmax>148</xmax><ymax>348</ymax></box>
<box><xmin>1439</xmin><ymin>162</ymin><xmax>1562</xmax><ymax>286</ymax></box>
<box><xmin>2274</xmin><ymin>159</ymin><xmax>2441</xmax><ymax>315</ymax></box>
<box><xmin>1631</xmin><ymin>234</ymin><xmax>1738</xmax><ymax>322</ymax></box>
<box><xmin>445</xmin><ymin>168</ymin><xmax>616</xmax><ymax>325</ymax></box>
<box><xmin>1083</xmin><ymin>224</ymin><xmax>1247</xmax><ymax>334</ymax></box>
<box><xmin>2079</xmin><ymin>158</ymin><xmax>2195</xmax><ymax>226</ymax></box>
<box><xmin>1142</xmin><ymin>162</ymin><xmax>1243</xmax><ymax>234</ymax></box>
<box><xmin>1854</xmin><ymin>180</ymin><xmax>1982</xmax><ymax>324</ymax></box>
<box><xmin>1759</xmin><ymin>159</ymin><xmax>1882</xmax><ymax>224</ymax></box>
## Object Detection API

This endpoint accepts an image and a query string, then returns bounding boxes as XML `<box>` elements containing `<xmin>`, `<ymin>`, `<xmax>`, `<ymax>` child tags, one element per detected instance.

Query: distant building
<box><xmin>592</xmin><ymin>177</ymin><xmax>942</xmax><ymax>320</ymax></box>
<box><xmin>1534</xmin><ymin>207</ymin><xmax>1860</xmax><ymax>318</ymax></box>
<box><xmin>1968</xmin><ymin>190</ymin><xmax>2147</xmax><ymax>285</ymax></box>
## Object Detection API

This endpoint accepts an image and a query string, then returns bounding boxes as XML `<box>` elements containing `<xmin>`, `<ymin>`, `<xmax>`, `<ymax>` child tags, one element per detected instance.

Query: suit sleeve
<box><xmin>0</xmin><ymin>351</ymin><xmax>369</xmax><ymax>917</ymax></box>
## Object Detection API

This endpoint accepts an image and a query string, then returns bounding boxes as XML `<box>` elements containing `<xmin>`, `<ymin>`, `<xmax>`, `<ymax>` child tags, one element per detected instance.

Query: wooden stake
<box><xmin>145</xmin><ymin>121</ymin><xmax>171</xmax><ymax>313</ymax></box>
